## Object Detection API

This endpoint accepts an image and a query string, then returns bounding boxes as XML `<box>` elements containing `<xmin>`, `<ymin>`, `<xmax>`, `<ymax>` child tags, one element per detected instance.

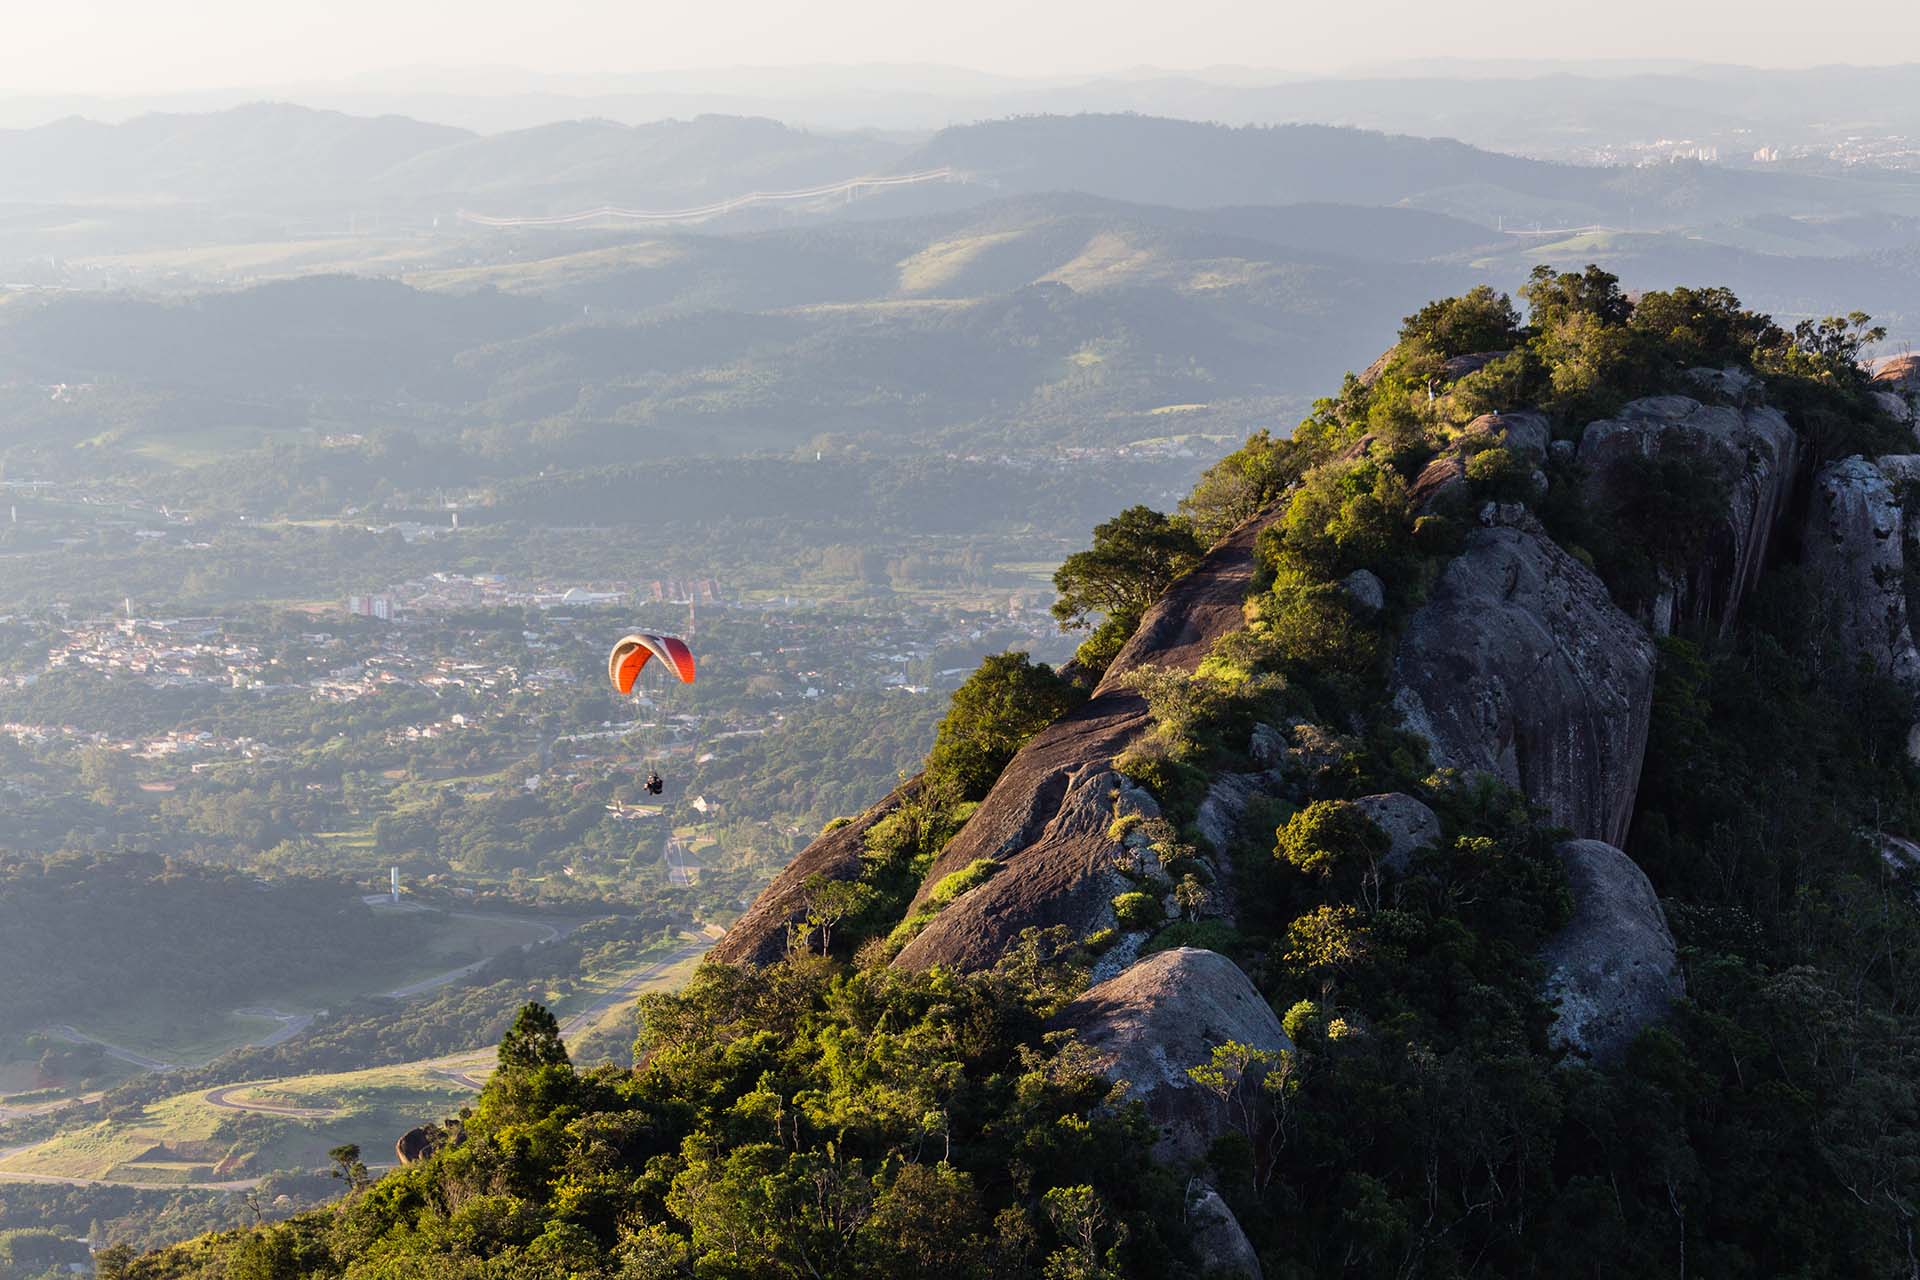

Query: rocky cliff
<box><xmin>1390</xmin><ymin>518</ymin><xmax>1656</xmax><ymax>846</ymax></box>
<box><xmin>710</xmin><ymin>780</ymin><xmax>919</xmax><ymax>966</ymax></box>
<box><xmin>890</xmin><ymin>508</ymin><xmax>1278</xmax><ymax>972</ymax></box>
<box><xmin>1577</xmin><ymin>389</ymin><xmax>1801</xmax><ymax>636</ymax></box>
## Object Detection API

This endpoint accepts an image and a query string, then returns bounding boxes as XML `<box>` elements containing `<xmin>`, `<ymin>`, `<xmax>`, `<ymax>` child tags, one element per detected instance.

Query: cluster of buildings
<box><xmin>346</xmin><ymin>572</ymin><xmax>702</xmax><ymax>616</ymax></box>
<box><xmin>47</xmin><ymin>617</ymin><xmax>259</xmax><ymax>687</ymax></box>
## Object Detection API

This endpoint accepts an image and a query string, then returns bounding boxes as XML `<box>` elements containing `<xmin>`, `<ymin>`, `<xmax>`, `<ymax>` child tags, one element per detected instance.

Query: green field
<box><xmin>0</xmin><ymin>940</ymin><xmax>707</xmax><ymax>1188</ymax></box>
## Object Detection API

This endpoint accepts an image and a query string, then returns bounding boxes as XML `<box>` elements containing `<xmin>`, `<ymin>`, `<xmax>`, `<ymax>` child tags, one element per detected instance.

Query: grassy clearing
<box><xmin>124</xmin><ymin>426</ymin><xmax>273</xmax><ymax>467</ymax></box>
<box><xmin>0</xmin><ymin>1063</ymin><xmax>473</xmax><ymax>1182</ymax></box>
<box><xmin>896</xmin><ymin>229</ymin><xmax>1026</xmax><ymax>294</ymax></box>
<box><xmin>406</xmin><ymin>241</ymin><xmax>683</xmax><ymax>294</ymax></box>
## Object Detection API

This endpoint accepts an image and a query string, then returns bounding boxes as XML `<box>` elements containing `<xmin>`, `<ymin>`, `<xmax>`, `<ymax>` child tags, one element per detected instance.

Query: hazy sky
<box><xmin>5</xmin><ymin>0</ymin><xmax>1914</xmax><ymax>94</ymax></box>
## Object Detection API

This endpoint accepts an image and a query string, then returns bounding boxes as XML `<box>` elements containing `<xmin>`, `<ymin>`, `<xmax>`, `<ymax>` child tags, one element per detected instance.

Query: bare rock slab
<box><xmin>1391</xmin><ymin>525</ymin><xmax>1655</xmax><ymax>846</ymax></box>
<box><xmin>1541</xmin><ymin>839</ymin><xmax>1683</xmax><ymax>1065</ymax></box>
<box><xmin>1054</xmin><ymin>947</ymin><xmax>1291</xmax><ymax>1165</ymax></box>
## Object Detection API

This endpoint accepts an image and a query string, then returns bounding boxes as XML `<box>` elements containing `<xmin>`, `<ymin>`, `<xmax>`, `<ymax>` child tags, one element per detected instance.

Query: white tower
<box><xmin>390</xmin><ymin>867</ymin><xmax>400</xmax><ymax>904</ymax></box>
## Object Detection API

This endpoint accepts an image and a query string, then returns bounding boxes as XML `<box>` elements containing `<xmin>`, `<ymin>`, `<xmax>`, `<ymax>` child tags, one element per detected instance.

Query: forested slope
<box><xmin>110</xmin><ymin>273</ymin><xmax>1920</xmax><ymax>1279</ymax></box>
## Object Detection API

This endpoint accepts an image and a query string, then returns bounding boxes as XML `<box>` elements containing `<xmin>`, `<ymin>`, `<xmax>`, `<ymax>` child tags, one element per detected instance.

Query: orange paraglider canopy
<box><xmin>608</xmin><ymin>633</ymin><xmax>696</xmax><ymax>694</ymax></box>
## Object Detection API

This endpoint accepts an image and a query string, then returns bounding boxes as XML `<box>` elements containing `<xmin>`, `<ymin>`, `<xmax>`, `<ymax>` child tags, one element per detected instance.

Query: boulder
<box><xmin>1577</xmin><ymin>394</ymin><xmax>1801</xmax><ymax>635</ymax></box>
<box><xmin>1352</xmin><ymin>792</ymin><xmax>1443</xmax><ymax>872</ymax></box>
<box><xmin>1874</xmin><ymin>390</ymin><xmax>1914</xmax><ymax>426</ymax></box>
<box><xmin>1410</xmin><ymin>454</ymin><xmax>1467</xmax><ymax>513</ymax></box>
<box><xmin>1684</xmin><ymin>365</ymin><xmax>1762</xmax><ymax>400</ymax></box>
<box><xmin>1463</xmin><ymin>409</ymin><xmax>1550</xmax><ymax>461</ymax></box>
<box><xmin>1541</xmin><ymin>840</ymin><xmax>1683</xmax><ymax>1064</ymax></box>
<box><xmin>1875</xmin><ymin>353</ymin><xmax>1920</xmax><ymax>392</ymax></box>
<box><xmin>1442</xmin><ymin>350</ymin><xmax>1510</xmax><ymax>383</ymax></box>
<box><xmin>1390</xmin><ymin>526</ymin><xmax>1655</xmax><ymax>846</ymax></box>
<box><xmin>1195</xmin><ymin>770</ymin><xmax>1282</xmax><ymax>857</ymax></box>
<box><xmin>895</xmin><ymin>508</ymin><xmax>1281</xmax><ymax>972</ymax></box>
<box><xmin>396</xmin><ymin>1124</ymin><xmax>448</xmax><ymax>1165</ymax></box>
<box><xmin>1053</xmin><ymin>948</ymin><xmax>1291</xmax><ymax>1164</ymax></box>
<box><xmin>1339</xmin><ymin>568</ymin><xmax>1385</xmax><ymax>612</ymax></box>
<box><xmin>1187</xmin><ymin>1181</ymin><xmax>1264</xmax><ymax>1279</ymax></box>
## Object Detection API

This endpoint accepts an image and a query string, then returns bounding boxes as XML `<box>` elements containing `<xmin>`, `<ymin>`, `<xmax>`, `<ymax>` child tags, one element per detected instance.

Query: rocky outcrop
<box><xmin>1577</xmin><ymin>393</ymin><xmax>1801</xmax><ymax>636</ymax></box>
<box><xmin>395</xmin><ymin>1121</ymin><xmax>459</xmax><ymax>1165</ymax></box>
<box><xmin>893</xmin><ymin>507</ymin><xmax>1278</xmax><ymax>972</ymax></box>
<box><xmin>1876</xmin><ymin>353</ymin><xmax>1920</xmax><ymax>392</ymax></box>
<box><xmin>1186</xmin><ymin>1181</ymin><xmax>1263</xmax><ymax>1280</ymax></box>
<box><xmin>1053</xmin><ymin>948</ymin><xmax>1290</xmax><ymax>1164</ymax></box>
<box><xmin>711</xmin><ymin>780</ymin><xmax>920</xmax><ymax>966</ymax></box>
<box><xmin>1463</xmin><ymin>409</ymin><xmax>1549</xmax><ymax>460</ymax></box>
<box><xmin>1339</xmin><ymin>568</ymin><xmax>1385</xmax><ymax>612</ymax></box>
<box><xmin>1352</xmin><ymin>792</ymin><xmax>1443</xmax><ymax>872</ymax></box>
<box><xmin>1390</xmin><ymin>525</ymin><xmax>1655</xmax><ymax>846</ymax></box>
<box><xmin>1541</xmin><ymin>839</ymin><xmax>1683</xmax><ymax>1064</ymax></box>
<box><xmin>1409</xmin><ymin>453</ymin><xmax>1467</xmax><ymax>512</ymax></box>
<box><xmin>1803</xmin><ymin>457</ymin><xmax>1920</xmax><ymax>687</ymax></box>
<box><xmin>1804</xmin><ymin>456</ymin><xmax>1920</xmax><ymax>760</ymax></box>
<box><xmin>1409</xmin><ymin>411</ymin><xmax>1550</xmax><ymax>516</ymax></box>
<box><xmin>1684</xmin><ymin>364</ymin><xmax>1763</xmax><ymax>402</ymax></box>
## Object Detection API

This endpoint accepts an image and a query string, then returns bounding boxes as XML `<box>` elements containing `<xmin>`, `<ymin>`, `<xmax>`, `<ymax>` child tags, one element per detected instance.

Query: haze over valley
<box><xmin>3</xmin><ymin>21</ymin><xmax>1920</xmax><ymax>1277</ymax></box>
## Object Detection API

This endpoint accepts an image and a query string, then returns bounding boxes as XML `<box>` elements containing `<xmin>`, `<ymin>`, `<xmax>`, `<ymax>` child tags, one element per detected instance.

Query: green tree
<box><xmin>1277</xmin><ymin>800</ymin><xmax>1389</xmax><ymax>889</ymax></box>
<box><xmin>925</xmin><ymin>652</ymin><xmax>1080</xmax><ymax>800</ymax></box>
<box><xmin>498</xmin><ymin>1001</ymin><xmax>570</xmax><ymax>1073</ymax></box>
<box><xmin>1051</xmin><ymin>506</ymin><xmax>1203</xmax><ymax>670</ymax></box>
<box><xmin>327</xmin><ymin>1143</ymin><xmax>369</xmax><ymax>1191</ymax></box>
<box><xmin>1399</xmin><ymin>285</ymin><xmax>1523</xmax><ymax>358</ymax></box>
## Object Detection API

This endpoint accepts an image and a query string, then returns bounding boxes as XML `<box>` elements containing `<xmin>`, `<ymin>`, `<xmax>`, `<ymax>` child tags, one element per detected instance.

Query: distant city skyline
<box><xmin>4</xmin><ymin>0</ymin><xmax>1915</xmax><ymax>97</ymax></box>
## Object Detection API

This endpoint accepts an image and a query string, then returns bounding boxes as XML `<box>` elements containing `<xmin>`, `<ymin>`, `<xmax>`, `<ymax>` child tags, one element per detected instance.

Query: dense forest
<box><xmin>104</xmin><ymin>271</ymin><xmax>1920</xmax><ymax>1278</ymax></box>
<box><xmin>0</xmin><ymin>853</ymin><xmax>440</xmax><ymax>1034</ymax></box>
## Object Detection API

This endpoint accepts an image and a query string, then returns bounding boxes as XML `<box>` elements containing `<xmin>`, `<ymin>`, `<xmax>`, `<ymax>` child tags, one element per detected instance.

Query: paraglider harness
<box><xmin>645</xmin><ymin>770</ymin><xmax>664</xmax><ymax>797</ymax></box>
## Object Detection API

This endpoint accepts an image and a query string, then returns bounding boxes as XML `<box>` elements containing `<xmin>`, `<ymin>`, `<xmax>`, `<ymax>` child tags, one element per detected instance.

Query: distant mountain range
<box><xmin>6</xmin><ymin>62</ymin><xmax>1920</xmax><ymax>157</ymax></box>
<box><xmin>6</xmin><ymin>104</ymin><xmax>1919</xmax><ymax>237</ymax></box>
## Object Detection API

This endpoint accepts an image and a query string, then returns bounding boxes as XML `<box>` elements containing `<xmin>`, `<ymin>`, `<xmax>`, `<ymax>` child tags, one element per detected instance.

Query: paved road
<box><xmin>380</xmin><ymin>912</ymin><xmax>571</xmax><ymax>999</ymax></box>
<box><xmin>204</xmin><ymin>1084</ymin><xmax>340</xmax><ymax>1119</ymax></box>
<box><xmin>43</xmin><ymin>1025</ymin><xmax>174</xmax><ymax>1072</ymax></box>
<box><xmin>559</xmin><ymin>938</ymin><xmax>709</xmax><ymax>1040</ymax></box>
<box><xmin>0</xmin><ymin>1091</ymin><xmax>102</xmax><ymax>1123</ymax></box>
<box><xmin>232</xmin><ymin>1007</ymin><xmax>318</xmax><ymax>1050</ymax></box>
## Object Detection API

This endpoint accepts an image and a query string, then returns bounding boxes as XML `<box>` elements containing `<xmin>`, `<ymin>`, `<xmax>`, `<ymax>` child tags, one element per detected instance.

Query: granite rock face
<box><xmin>1803</xmin><ymin>457</ymin><xmax>1920</xmax><ymax>687</ymax></box>
<box><xmin>1577</xmin><ymin>394</ymin><xmax>1801</xmax><ymax>636</ymax></box>
<box><xmin>1054</xmin><ymin>948</ymin><xmax>1291</xmax><ymax>1164</ymax></box>
<box><xmin>1391</xmin><ymin>525</ymin><xmax>1656</xmax><ymax>846</ymax></box>
<box><xmin>1352</xmin><ymin>792</ymin><xmax>1443</xmax><ymax>873</ymax></box>
<box><xmin>1541</xmin><ymin>839</ymin><xmax>1683</xmax><ymax>1064</ymax></box>
<box><xmin>893</xmin><ymin>509</ymin><xmax>1280</xmax><ymax>973</ymax></box>
<box><xmin>1463</xmin><ymin>409</ymin><xmax>1550</xmax><ymax>460</ymax></box>
<box><xmin>710</xmin><ymin>781</ymin><xmax>918</xmax><ymax>966</ymax></box>
<box><xmin>1187</xmin><ymin>1181</ymin><xmax>1264</xmax><ymax>1279</ymax></box>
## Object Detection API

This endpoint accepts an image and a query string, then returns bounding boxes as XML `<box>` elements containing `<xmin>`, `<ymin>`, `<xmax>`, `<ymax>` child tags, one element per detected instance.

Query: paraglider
<box><xmin>608</xmin><ymin>633</ymin><xmax>695</xmax><ymax>795</ymax></box>
<box><xmin>607</xmin><ymin>633</ymin><xmax>696</xmax><ymax>694</ymax></box>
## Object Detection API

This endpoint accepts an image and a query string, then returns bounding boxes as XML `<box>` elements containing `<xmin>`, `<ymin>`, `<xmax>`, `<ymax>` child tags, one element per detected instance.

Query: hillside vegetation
<box><xmin>106</xmin><ymin>271</ymin><xmax>1920</xmax><ymax>1278</ymax></box>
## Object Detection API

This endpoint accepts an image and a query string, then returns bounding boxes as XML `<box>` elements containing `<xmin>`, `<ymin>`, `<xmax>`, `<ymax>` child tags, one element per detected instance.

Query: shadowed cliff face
<box><xmin>1391</xmin><ymin>520</ymin><xmax>1657</xmax><ymax>847</ymax></box>
<box><xmin>889</xmin><ymin>506</ymin><xmax>1278</xmax><ymax>973</ymax></box>
<box><xmin>1578</xmin><ymin>391</ymin><xmax>1802</xmax><ymax>637</ymax></box>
